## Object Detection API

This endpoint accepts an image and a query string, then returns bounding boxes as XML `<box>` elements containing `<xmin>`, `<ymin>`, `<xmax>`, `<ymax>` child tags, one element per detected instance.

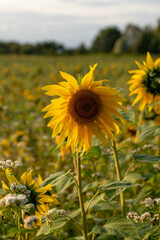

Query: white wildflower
<box><xmin>47</xmin><ymin>208</ymin><xmax>66</xmax><ymax>217</ymax></box>
<box><xmin>10</xmin><ymin>183</ymin><xmax>31</xmax><ymax>197</ymax></box>
<box><xmin>0</xmin><ymin>193</ymin><xmax>28</xmax><ymax>207</ymax></box>
<box><xmin>140</xmin><ymin>212</ymin><xmax>151</xmax><ymax>222</ymax></box>
<box><xmin>143</xmin><ymin>197</ymin><xmax>154</xmax><ymax>208</ymax></box>
<box><xmin>24</xmin><ymin>216</ymin><xmax>39</xmax><ymax>229</ymax></box>
<box><xmin>152</xmin><ymin>214</ymin><xmax>159</xmax><ymax>224</ymax></box>
<box><xmin>153</xmin><ymin>198</ymin><xmax>160</xmax><ymax>206</ymax></box>
<box><xmin>127</xmin><ymin>212</ymin><xmax>140</xmax><ymax>223</ymax></box>
<box><xmin>0</xmin><ymin>159</ymin><xmax>22</xmax><ymax>170</ymax></box>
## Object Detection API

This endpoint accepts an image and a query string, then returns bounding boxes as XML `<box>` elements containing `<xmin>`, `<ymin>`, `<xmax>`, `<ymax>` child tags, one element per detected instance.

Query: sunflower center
<box><xmin>143</xmin><ymin>69</ymin><xmax>160</xmax><ymax>95</ymax></box>
<box><xmin>68</xmin><ymin>89</ymin><xmax>101</xmax><ymax>124</ymax></box>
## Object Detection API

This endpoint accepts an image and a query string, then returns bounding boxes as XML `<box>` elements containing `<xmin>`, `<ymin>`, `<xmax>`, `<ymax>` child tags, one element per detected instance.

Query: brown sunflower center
<box><xmin>68</xmin><ymin>89</ymin><xmax>101</xmax><ymax>124</ymax></box>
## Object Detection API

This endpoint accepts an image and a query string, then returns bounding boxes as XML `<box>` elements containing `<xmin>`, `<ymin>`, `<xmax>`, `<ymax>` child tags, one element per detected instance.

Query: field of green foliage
<box><xmin>0</xmin><ymin>53</ymin><xmax>160</xmax><ymax>240</ymax></box>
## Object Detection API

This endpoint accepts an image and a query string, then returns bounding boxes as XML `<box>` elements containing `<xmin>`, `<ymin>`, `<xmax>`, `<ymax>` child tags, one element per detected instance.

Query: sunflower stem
<box><xmin>76</xmin><ymin>151</ymin><xmax>88</xmax><ymax>240</ymax></box>
<box><xmin>15</xmin><ymin>210</ymin><xmax>21</xmax><ymax>240</ymax></box>
<box><xmin>86</xmin><ymin>191</ymin><xmax>99</xmax><ymax>214</ymax></box>
<box><xmin>111</xmin><ymin>140</ymin><xmax>125</xmax><ymax>216</ymax></box>
<box><xmin>136</xmin><ymin>109</ymin><xmax>144</xmax><ymax>141</ymax></box>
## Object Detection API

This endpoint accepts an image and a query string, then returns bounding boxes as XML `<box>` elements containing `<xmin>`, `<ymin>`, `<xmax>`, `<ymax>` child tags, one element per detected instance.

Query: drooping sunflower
<box><xmin>128</xmin><ymin>52</ymin><xmax>160</xmax><ymax>115</ymax></box>
<box><xmin>42</xmin><ymin>64</ymin><xmax>126</xmax><ymax>153</ymax></box>
<box><xmin>1</xmin><ymin>169</ymin><xmax>58</xmax><ymax>216</ymax></box>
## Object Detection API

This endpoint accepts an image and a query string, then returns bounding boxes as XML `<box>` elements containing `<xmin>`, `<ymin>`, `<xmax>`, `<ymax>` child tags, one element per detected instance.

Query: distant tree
<box><xmin>35</xmin><ymin>41</ymin><xmax>64</xmax><ymax>55</ymax></box>
<box><xmin>91</xmin><ymin>27</ymin><xmax>121</xmax><ymax>52</ymax></box>
<box><xmin>134</xmin><ymin>26</ymin><xmax>160</xmax><ymax>53</ymax></box>
<box><xmin>124</xmin><ymin>24</ymin><xmax>142</xmax><ymax>48</ymax></box>
<box><xmin>113</xmin><ymin>37</ymin><xmax>128</xmax><ymax>54</ymax></box>
<box><xmin>75</xmin><ymin>43</ymin><xmax>88</xmax><ymax>54</ymax></box>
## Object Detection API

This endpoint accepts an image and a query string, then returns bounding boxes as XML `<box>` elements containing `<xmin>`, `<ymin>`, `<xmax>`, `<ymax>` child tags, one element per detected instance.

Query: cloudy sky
<box><xmin>0</xmin><ymin>0</ymin><xmax>160</xmax><ymax>47</ymax></box>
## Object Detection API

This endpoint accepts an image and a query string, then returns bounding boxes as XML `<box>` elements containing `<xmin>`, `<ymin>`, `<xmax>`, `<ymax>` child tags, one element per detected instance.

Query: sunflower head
<box><xmin>20</xmin><ymin>170</ymin><xmax>57</xmax><ymax>214</ymax></box>
<box><xmin>2</xmin><ymin>169</ymin><xmax>58</xmax><ymax>215</ymax></box>
<box><xmin>42</xmin><ymin>64</ymin><xmax>126</xmax><ymax>153</ymax></box>
<box><xmin>128</xmin><ymin>52</ymin><xmax>160</xmax><ymax>114</ymax></box>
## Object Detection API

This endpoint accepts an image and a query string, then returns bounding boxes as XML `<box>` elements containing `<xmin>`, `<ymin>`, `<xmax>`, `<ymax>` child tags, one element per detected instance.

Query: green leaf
<box><xmin>99</xmin><ymin>180</ymin><xmax>135</xmax><ymax>192</ymax></box>
<box><xmin>123</xmin><ymin>173</ymin><xmax>141</xmax><ymax>183</ymax></box>
<box><xmin>36</xmin><ymin>222</ymin><xmax>52</xmax><ymax>236</ymax></box>
<box><xmin>22</xmin><ymin>203</ymin><xmax>35</xmax><ymax>215</ymax></box>
<box><xmin>142</xmin><ymin>226</ymin><xmax>159</xmax><ymax>240</ymax></box>
<box><xmin>34</xmin><ymin>236</ymin><xmax>58</xmax><ymax>240</ymax></box>
<box><xmin>39</xmin><ymin>171</ymin><xmax>65</xmax><ymax>187</ymax></box>
<box><xmin>84</xmin><ymin>194</ymin><xmax>104</xmax><ymax>210</ymax></box>
<box><xmin>4</xmin><ymin>225</ymin><xmax>33</xmax><ymax>237</ymax></box>
<box><xmin>91</xmin><ymin>200</ymin><xmax>121</xmax><ymax>210</ymax></box>
<box><xmin>53</xmin><ymin>217</ymin><xmax>67</xmax><ymax>229</ymax></box>
<box><xmin>37</xmin><ymin>217</ymin><xmax>67</xmax><ymax>236</ymax></box>
<box><xmin>72</xmin><ymin>181</ymin><xmax>99</xmax><ymax>198</ymax></box>
<box><xmin>56</xmin><ymin>174</ymin><xmax>74</xmax><ymax>193</ymax></box>
<box><xmin>134</xmin><ymin>154</ymin><xmax>160</xmax><ymax>163</ymax></box>
<box><xmin>92</xmin><ymin>225</ymin><xmax>107</xmax><ymax>235</ymax></box>
<box><xmin>98</xmin><ymin>179</ymin><xmax>138</xmax><ymax>201</ymax></box>
<box><xmin>119</xmin><ymin>109</ymin><xmax>135</xmax><ymax>122</ymax></box>
<box><xmin>83</xmin><ymin>146</ymin><xmax>102</xmax><ymax>158</ymax></box>
<box><xmin>103</xmin><ymin>216</ymin><xmax>140</xmax><ymax>239</ymax></box>
<box><xmin>48</xmin><ymin>141</ymin><xmax>66</xmax><ymax>153</ymax></box>
<box><xmin>96</xmin><ymin>235</ymin><xmax>115</xmax><ymax>240</ymax></box>
<box><xmin>138</xmin><ymin>125</ymin><xmax>160</xmax><ymax>142</ymax></box>
<box><xmin>68</xmin><ymin>237</ymin><xmax>84</xmax><ymax>240</ymax></box>
<box><xmin>0</xmin><ymin>188</ymin><xmax>5</xmax><ymax>195</ymax></box>
<box><xmin>39</xmin><ymin>170</ymin><xmax>71</xmax><ymax>188</ymax></box>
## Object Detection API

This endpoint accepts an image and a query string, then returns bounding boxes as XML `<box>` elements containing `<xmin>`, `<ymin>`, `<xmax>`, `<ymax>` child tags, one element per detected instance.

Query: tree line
<box><xmin>1</xmin><ymin>20</ymin><xmax>160</xmax><ymax>55</ymax></box>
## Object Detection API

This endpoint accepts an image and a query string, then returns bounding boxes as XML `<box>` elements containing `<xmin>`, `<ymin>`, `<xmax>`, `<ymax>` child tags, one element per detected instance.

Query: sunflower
<box><xmin>1</xmin><ymin>169</ymin><xmax>58</xmax><ymax>216</ymax></box>
<box><xmin>128</xmin><ymin>52</ymin><xmax>160</xmax><ymax>115</ymax></box>
<box><xmin>42</xmin><ymin>64</ymin><xmax>126</xmax><ymax>153</ymax></box>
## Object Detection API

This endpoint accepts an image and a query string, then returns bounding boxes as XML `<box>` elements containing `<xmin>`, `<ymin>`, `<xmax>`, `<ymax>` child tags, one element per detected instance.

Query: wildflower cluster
<box><xmin>127</xmin><ymin>212</ymin><xmax>140</xmax><ymax>223</ymax></box>
<box><xmin>131</xmin><ymin>144</ymin><xmax>155</xmax><ymax>154</ymax></box>
<box><xmin>0</xmin><ymin>159</ymin><xmax>22</xmax><ymax>170</ymax></box>
<box><xmin>0</xmin><ymin>193</ymin><xmax>28</xmax><ymax>207</ymax></box>
<box><xmin>143</xmin><ymin>197</ymin><xmax>160</xmax><ymax>208</ymax></box>
<box><xmin>24</xmin><ymin>216</ymin><xmax>39</xmax><ymax>229</ymax></box>
<box><xmin>10</xmin><ymin>182</ymin><xmax>31</xmax><ymax>197</ymax></box>
<box><xmin>47</xmin><ymin>208</ymin><xmax>66</xmax><ymax>217</ymax></box>
<box><xmin>127</xmin><ymin>211</ymin><xmax>151</xmax><ymax>223</ymax></box>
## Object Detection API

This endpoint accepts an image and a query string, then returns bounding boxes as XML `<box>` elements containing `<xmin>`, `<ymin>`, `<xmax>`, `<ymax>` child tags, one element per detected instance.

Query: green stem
<box><xmin>65</xmin><ymin>215</ymin><xmax>84</xmax><ymax>232</ymax></box>
<box><xmin>158</xmin><ymin>209</ymin><xmax>160</xmax><ymax>240</ymax></box>
<box><xmin>156</xmin><ymin>135</ymin><xmax>160</xmax><ymax>156</ymax></box>
<box><xmin>111</xmin><ymin>140</ymin><xmax>125</xmax><ymax>216</ymax></box>
<box><xmin>76</xmin><ymin>151</ymin><xmax>88</xmax><ymax>240</ymax></box>
<box><xmin>136</xmin><ymin>110</ymin><xmax>144</xmax><ymax>141</ymax></box>
<box><xmin>15</xmin><ymin>211</ymin><xmax>21</xmax><ymax>240</ymax></box>
<box><xmin>68</xmin><ymin>173</ymin><xmax>79</xmax><ymax>189</ymax></box>
<box><xmin>86</xmin><ymin>191</ymin><xmax>99</xmax><ymax>214</ymax></box>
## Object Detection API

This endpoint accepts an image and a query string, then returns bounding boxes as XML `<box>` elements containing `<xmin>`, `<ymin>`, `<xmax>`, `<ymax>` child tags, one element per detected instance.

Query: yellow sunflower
<box><xmin>1</xmin><ymin>169</ymin><xmax>58</xmax><ymax>216</ymax></box>
<box><xmin>42</xmin><ymin>64</ymin><xmax>126</xmax><ymax>153</ymax></box>
<box><xmin>128</xmin><ymin>52</ymin><xmax>160</xmax><ymax>114</ymax></box>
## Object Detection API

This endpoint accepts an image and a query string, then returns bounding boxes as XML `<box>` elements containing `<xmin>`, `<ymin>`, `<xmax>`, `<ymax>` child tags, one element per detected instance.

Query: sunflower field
<box><xmin>0</xmin><ymin>53</ymin><xmax>160</xmax><ymax>240</ymax></box>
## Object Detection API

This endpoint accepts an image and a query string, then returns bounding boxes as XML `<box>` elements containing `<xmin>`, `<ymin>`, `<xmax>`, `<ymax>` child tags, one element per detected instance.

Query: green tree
<box><xmin>91</xmin><ymin>27</ymin><xmax>121</xmax><ymax>52</ymax></box>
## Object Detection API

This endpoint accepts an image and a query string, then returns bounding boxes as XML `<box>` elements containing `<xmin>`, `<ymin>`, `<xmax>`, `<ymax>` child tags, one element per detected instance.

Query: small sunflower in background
<box><xmin>128</xmin><ymin>52</ymin><xmax>160</xmax><ymax>115</ymax></box>
<box><xmin>42</xmin><ymin>64</ymin><xmax>126</xmax><ymax>153</ymax></box>
<box><xmin>2</xmin><ymin>169</ymin><xmax>58</xmax><ymax>221</ymax></box>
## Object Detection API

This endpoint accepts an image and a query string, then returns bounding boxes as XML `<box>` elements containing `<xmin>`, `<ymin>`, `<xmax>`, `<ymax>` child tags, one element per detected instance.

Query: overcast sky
<box><xmin>0</xmin><ymin>0</ymin><xmax>160</xmax><ymax>47</ymax></box>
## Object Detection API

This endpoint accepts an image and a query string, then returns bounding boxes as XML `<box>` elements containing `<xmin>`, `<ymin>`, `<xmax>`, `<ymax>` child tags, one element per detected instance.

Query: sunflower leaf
<box><xmin>103</xmin><ymin>216</ymin><xmax>140</xmax><ymax>239</ymax></box>
<box><xmin>138</xmin><ymin>125</ymin><xmax>160</xmax><ymax>142</ymax></box>
<box><xmin>133</xmin><ymin>154</ymin><xmax>160</xmax><ymax>163</ymax></box>
<box><xmin>39</xmin><ymin>171</ymin><xmax>69</xmax><ymax>188</ymax></box>
<box><xmin>22</xmin><ymin>203</ymin><xmax>35</xmax><ymax>215</ymax></box>
<box><xmin>99</xmin><ymin>180</ymin><xmax>138</xmax><ymax>200</ymax></box>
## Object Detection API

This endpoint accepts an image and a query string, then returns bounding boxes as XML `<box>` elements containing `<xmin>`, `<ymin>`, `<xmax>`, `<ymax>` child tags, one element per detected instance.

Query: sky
<box><xmin>0</xmin><ymin>0</ymin><xmax>160</xmax><ymax>48</ymax></box>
